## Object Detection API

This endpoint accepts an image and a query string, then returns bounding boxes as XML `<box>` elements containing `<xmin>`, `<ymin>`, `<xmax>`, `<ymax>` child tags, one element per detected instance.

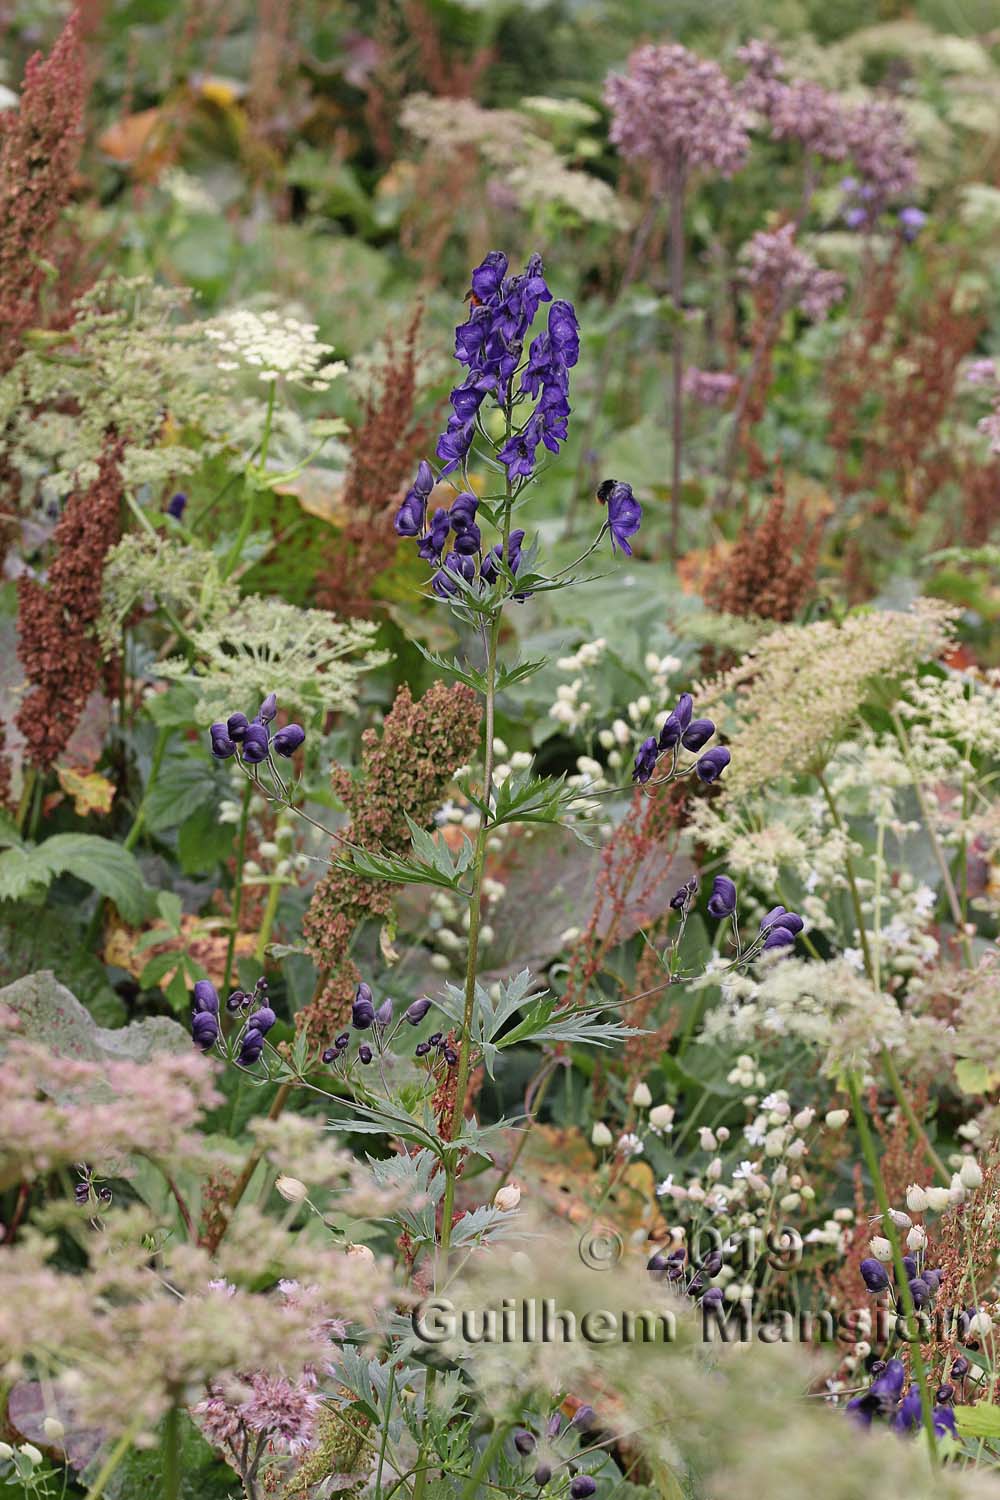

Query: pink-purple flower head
<box><xmin>605</xmin><ymin>43</ymin><xmax>750</xmax><ymax>182</ymax></box>
<box><xmin>596</xmin><ymin>478</ymin><xmax>642</xmax><ymax>555</ymax></box>
<box><xmin>742</xmin><ymin>224</ymin><xmax>844</xmax><ymax>322</ymax></box>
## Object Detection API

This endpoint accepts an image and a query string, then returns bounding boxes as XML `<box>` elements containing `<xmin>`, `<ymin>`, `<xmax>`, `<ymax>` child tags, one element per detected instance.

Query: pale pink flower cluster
<box><xmin>963</xmin><ymin>358</ymin><xmax>1000</xmax><ymax>452</ymax></box>
<box><xmin>683</xmin><ymin>367</ymin><xmax>738</xmax><ymax>406</ymax></box>
<box><xmin>738</xmin><ymin>39</ymin><xmax>916</xmax><ymax>207</ymax></box>
<box><xmin>196</xmin><ymin>1370</ymin><xmax>322</xmax><ymax>1460</ymax></box>
<box><xmin>604</xmin><ymin>43</ymin><xmax>750</xmax><ymax>180</ymax></box>
<box><xmin>741</xmin><ymin>223</ymin><xmax>845</xmax><ymax>322</ymax></box>
<box><xmin>0</xmin><ymin>1036</ymin><xmax>221</xmax><ymax>1187</ymax></box>
<box><xmin>0</xmin><ymin>1206</ymin><xmax>367</xmax><ymax>1443</ymax></box>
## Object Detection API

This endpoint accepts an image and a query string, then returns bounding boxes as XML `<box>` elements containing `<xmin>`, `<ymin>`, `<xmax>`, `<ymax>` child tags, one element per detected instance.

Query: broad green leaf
<box><xmin>956</xmin><ymin>1404</ymin><xmax>1000</xmax><ymax>1439</ymax></box>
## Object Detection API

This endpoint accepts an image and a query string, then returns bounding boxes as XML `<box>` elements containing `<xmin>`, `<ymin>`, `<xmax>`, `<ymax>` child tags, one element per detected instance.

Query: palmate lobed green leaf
<box><xmin>0</xmin><ymin>834</ymin><xmax>151</xmax><ymax>923</ymax></box>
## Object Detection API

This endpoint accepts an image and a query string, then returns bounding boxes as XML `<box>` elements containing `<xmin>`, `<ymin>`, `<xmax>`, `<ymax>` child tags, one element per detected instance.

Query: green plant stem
<box><xmin>223</xmin><ymin>379</ymin><xmax>276</xmax><ymax>580</ymax></box>
<box><xmin>223</xmin><ymin>779</ymin><xmax>253</xmax><ymax>995</ymax></box>
<box><xmin>668</xmin><ymin>165</ymin><xmax>686</xmax><ymax>560</ymax></box>
<box><xmin>460</xmin><ymin>1422</ymin><xmax>510</xmax><ymax>1500</ymax></box>
<box><xmin>846</xmin><ymin>1071</ymin><xmax>938</xmax><ymax>1462</ymax></box>
<box><xmin>162</xmin><ymin>1403</ymin><xmax>180</xmax><ymax>1500</ymax></box>
<box><xmin>83</xmin><ymin>1418</ymin><xmax>146</xmax><ymax>1500</ymax></box>
<box><xmin>15</xmin><ymin>767</ymin><xmax>36</xmax><ymax>837</ymax></box>
<box><xmin>816</xmin><ymin>770</ymin><xmax>874</xmax><ymax>981</ymax></box>
<box><xmin>890</xmin><ymin>705</ymin><xmax>975</xmax><ymax>967</ymax></box>
<box><xmin>880</xmin><ymin>1046</ymin><xmax>949</xmax><ymax>1185</ymax></box>
<box><xmin>413</xmin><ymin>451</ymin><xmax>513</xmax><ymax>1500</ymax></box>
<box><xmin>255</xmin><ymin>880</ymin><xmax>282</xmax><ymax>963</ymax></box>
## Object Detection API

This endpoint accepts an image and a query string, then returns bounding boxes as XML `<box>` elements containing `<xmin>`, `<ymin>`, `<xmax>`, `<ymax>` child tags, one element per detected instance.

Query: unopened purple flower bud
<box><xmin>192</xmin><ymin>980</ymin><xmax>220</xmax><ymax>1013</ymax></box>
<box><xmin>632</xmin><ymin>736</ymin><xmax>659</xmax><ymax>785</ymax></box>
<box><xmin>375</xmin><ymin>998</ymin><xmax>393</xmax><ymax>1026</ymax></box>
<box><xmin>192</xmin><ymin>1010</ymin><xmax>220</xmax><ymax>1051</ymax></box>
<box><xmin>404</xmin><ymin>998</ymin><xmax>432</xmax><ymax>1025</ymax></box>
<box><xmin>570</xmin><ymin>1477</ymin><xmax>597</xmax><ymax>1498</ymax></box>
<box><xmin>227</xmin><ymin>712</ymin><xmax>250</xmax><ymax>743</ymax></box>
<box><xmin>166</xmin><ymin>492</ymin><xmax>187</xmax><ymax>520</ymax></box>
<box><xmin>415</xmin><ymin>1041</ymin><xmax>431</xmax><ymax>1057</ymax></box>
<box><xmin>322</xmin><ymin>1047</ymin><xmax>336</xmax><ymax>1064</ymax></box>
<box><xmin>226</xmin><ymin>990</ymin><xmax>246</xmax><ymax>1012</ymax></box>
<box><xmin>908</xmin><ymin>1277</ymin><xmax>931</xmax><ymax>1310</ymax></box>
<box><xmin>860</xmin><ymin>1258</ymin><xmax>890</xmax><ymax>1294</ymax></box>
<box><xmin>237</xmin><ymin>1028</ymin><xmax>264</xmax><ymax>1066</ymax></box>
<box><xmin>352</xmin><ymin>984</ymin><xmax>376</xmax><ymax>1029</ymax></box>
<box><xmin>513</xmin><ymin>1430</ymin><xmax>535</xmax><ymax>1456</ymax></box>
<box><xmin>701</xmin><ymin>1286</ymin><xmax>725</xmax><ymax>1309</ymax></box>
<box><xmin>534</xmin><ymin>1463</ymin><xmax>552</xmax><ymax>1486</ymax></box>
<box><xmin>546</xmin><ymin>1414</ymin><xmax>562</xmax><ymax>1439</ymax></box>
<box><xmin>695</xmin><ymin>746</ymin><xmax>731</xmax><ymax>784</ymax></box>
<box><xmin>443</xmin><ymin>1047</ymin><xmax>459</xmax><ymax>1066</ymax></box>
<box><xmin>258</xmin><ymin>692</ymin><xmax>278</xmax><ymax>723</ymax></box>
<box><xmin>762</xmin><ymin>925</ymin><xmax>796</xmax><ymax>950</ymax></box>
<box><xmin>572</xmin><ymin>1405</ymin><xmax>595</xmax><ymax>1430</ymax></box>
<box><xmin>247</xmin><ymin>1006</ymin><xmax>276</xmax><ymax>1035</ymax></box>
<box><xmin>335</xmin><ymin>1031</ymin><xmax>350</xmax><ymax>1050</ymax></box>
<box><xmin>952</xmin><ymin>1356</ymin><xmax>970</xmax><ymax>1378</ymax></box>
<box><xmin>706</xmin><ymin>875</ymin><xmax>737</xmax><ymax>919</ymax></box>
<box><xmin>74</xmin><ymin>1180</ymin><xmax>91</xmax><ymax>1204</ymax></box>
<box><xmin>681</xmin><ymin>718</ymin><xmax>715</xmax><ymax>752</ymax></box>
<box><xmin>358</xmin><ymin>1044</ymin><xmax>373</xmax><ymax>1065</ymax></box>
<box><xmin>273</xmin><ymin>724</ymin><xmax>306</xmax><ymax>757</ymax></box>
<box><xmin>242</xmin><ymin>723</ymin><xmax>270</xmax><ymax>764</ymax></box>
<box><xmin>428</xmin><ymin>1032</ymin><xmax>443</xmax><ymax>1046</ymax></box>
<box><xmin>210</xmin><ymin>723</ymin><xmax>237</xmax><ymax>760</ymax></box>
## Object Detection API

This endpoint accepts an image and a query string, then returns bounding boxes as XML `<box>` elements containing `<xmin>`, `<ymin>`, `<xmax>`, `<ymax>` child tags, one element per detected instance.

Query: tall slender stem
<box><xmin>255</xmin><ymin>880</ymin><xmax>282</xmax><ymax>963</ymax></box>
<box><xmin>818</xmin><ymin>771</ymin><xmax>948</xmax><ymax>1181</ymax></box>
<box><xmin>223</xmin><ymin>379</ymin><xmax>276</xmax><ymax>581</ymax></box>
<box><xmin>846</xmin><ymin>1072</ymin><xmax>939</xmax><ymax>1461</ymax></box>
<box><xmin>890</xmin><ymin>705</ymin><xmax>974</xmax><ymax>967</ymax></box>
<box><xmin>668</xmin><ymin>167</ymin><xmax>686</xmax><ymax>559</ymax></box>
<box><xmin>223</xmin><ymin>779</ymin><xmax>253</xmax><ymax>995</ymax></box>
<box><xmin>162</xmin><ymin>1404</ymin><xmax>180</xmax><ymax>1500</ymax></box>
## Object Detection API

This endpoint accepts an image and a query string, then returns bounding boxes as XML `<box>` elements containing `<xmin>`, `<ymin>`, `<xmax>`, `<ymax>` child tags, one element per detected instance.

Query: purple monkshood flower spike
<box><xmin>695</xmin><ymin>746</ymin><xmax>730</xmax><ymax>784</ymax></box>
<box><xmin>273</xmin><ymin>724</ymin><xmax>305</xmax><ymax>757</ymax></box>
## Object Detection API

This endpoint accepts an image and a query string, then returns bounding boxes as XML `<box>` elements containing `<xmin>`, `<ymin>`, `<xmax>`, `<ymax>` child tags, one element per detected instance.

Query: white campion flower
<box><xmin>494</xmin><ymin>1183</ymin><xmax>521</xmax><ymax>1212</ymax></box>
<box><xmin>906</xmin><ymin>1183</ymin><xmax>929</xmax><ymax>1213</ymax></box>
<box><xmin>649</xmin><ymin>1104</ymin><xmax>675</xmax><ymax>1133</ymax></box>
<box><xmin>925</xmin><ymin>1185</ymin><xmax>952</xmax><ymax>1211</ymax></box>
<box><xmin>869</xmin><ymin>1236</ymin><xmax>893</xmax><ymax>1262</ymax></box>
<box><xmin>275</xmin><ymin>1175</ymin><xmax>309</xmax><ymax>1204</ymax></box>
<box><xmin>960</xmin><ymin>1157</ymin><xmax>984</xmax><ymax>1189</ymax></box>
<box><xmin>632</xmin><ymin>1082</ymin><xmax>652</xmax><ymax>1108</ymax></box>
<box><xmin>825</xmin><ymin>1109</ymin><xmax>849</xmax><ymax>1129</ymax></box>
<box><xmin>591</xmin><ymin>1122</ymin><xmax>613</xmax><ymax>1147</ymax></box>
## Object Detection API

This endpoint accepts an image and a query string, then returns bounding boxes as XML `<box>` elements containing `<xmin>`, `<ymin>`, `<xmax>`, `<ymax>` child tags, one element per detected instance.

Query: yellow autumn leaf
<box><xmin>56</xmin><ymin>765</ymin><xmax>115</xmax><ymax>818</ymax></box>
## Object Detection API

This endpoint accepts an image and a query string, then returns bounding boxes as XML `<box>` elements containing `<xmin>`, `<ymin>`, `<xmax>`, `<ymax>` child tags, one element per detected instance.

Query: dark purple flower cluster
<box><xmin>845</xmin><ymin>1357</ymin><xmax>956</xmax><ymax>1438</ymax></box>
<box><xmin>166</xmin><ymin>492</ymin><xmax>187</xmax><ymax>520</ymax></box>
<box><xmin>759</xmin><ymin>904</ymin><xmax>804</xmax><ymax>951</ymax></box>
<box><xmin>512</xmin><ymin>1409</ymin><xmax>597</xmax><ymax>1494</ymax></box>
<box><xmin>209</xmin><ymin>692</ymin><xmax>305</xmax><ymax>765</ymax></box>
<box><xmin>320</xmin><ymin>985</ymin><xmax>439</xmax><ymax>1070</ymax></box>
<box><xmin>669</xmin><ymin>875</ymin><xmax>700</xmax><ymax>913</ymax></box>
<box><xmin>191</xmin><ymin>975</ymin><xmax>277</xmax><ymax>1065</ymax></box>
<box><xmin>632</xmin><ymin>693</ymin><xmax>728</xmax><ymax>787</ymax></box>
<box><xmin>860</xmin><ymin>1250</ymin><xmax>943</xmax><ymax>1309</ymax></box>
<box><xmin>648</xmin><ymin>1241</ymin><xmax>726</xmax><ymax>1313</ymax></box>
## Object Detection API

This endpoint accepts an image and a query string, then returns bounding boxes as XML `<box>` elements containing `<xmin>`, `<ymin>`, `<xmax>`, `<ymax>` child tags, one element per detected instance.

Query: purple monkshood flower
<box><xmin>227</xmin><ymin>712</ymin><xmax>250</xmax><ymax>743</ymax></box>
<box><xmin>258</xmin><ymin>693</ymin><xmax>278</xmax><ymax>723</ymax></box>
<box><xmin>247</xmin><ymin>1005</ymin><xmax>276</xmax><ymax>1035</ymax></box>
<box><xmin>497</xmin><ymin>421</ymin><xmax>541</xmax><ymax>482</ymax></box>
<box><xmin>166</xmin><ymin>492</ymin><xmax>187</xmax><ymax>520</ymax></box>
<box><xmin>670</xmin><ymin>876</ymin><xmax>699</xmax><ymax>911</ymax></box>
<box><xmin>436</xmin><ymin>417</ymin><xmax>476</xmax><ymax>476</ymax></box>
<box><xmin>273</xmin><ymin>724</ymin><xmax>306</xmax><ymax>757</ymax></box>
<box><xmin>570</xmin><ymin>1479</ymin><xmax>597</xmax><ymax>1499</ymax></box>
<box><xmin>237</xmin><ymin>1029</ymin><xmax>265</xmax><ymax>1066</ymax></box>
<box><xmin>597</xmin><ymin>478</ymin><xmax>642</xmax><ymax>556</ymax></box>
<box><xmin>695</xmin><ymin>746</ymin><xmax>730</xmax><ymax>784</ymax></box>
<box><xmin>191</xmin><ymin>980</ymin><xmax>220</xmax><ymax>1051</ymax></box>
<box><xmin>681</xmin><ymin>717</ymin><xmax>715</xmax><ymax>751</ymax></box>
<box><xmin>480</xmin><ymin>529</ymin><xmax>526</xmax><ymax>588</ymax></box>
<box><xmin>404</xmin><ymin>998</ymin><xmax>432</xmax><ymax>1024</ymax></box>
<box><xmin>418</xmin><ymin>507</ymin><xmax>452</xmax><ymax>563</ymax></box>
<box><xmin>432</xmin><ymin>552</ymin><xmax>477</xmax><ymax>598</ymax></box>
<box><xmin>632</xmin><ymin>736</ymin><xmax>659</xmax><ymax>784</ymax></box>
<box><xmin>210</xmin><ymin>723</ymin><xmax>237</xmax><ymax>760</ymax></box>
<box><xmin>352</xmin><ymin>983</ymin><xmax>375</xmax><ymax>1030</ymax></box>
<box><xmin>860</xmin><ymin>1258</ymin><xmax>890</xmax><ymax>1294</ymax></box>
<box><xmin>898</xmin><ymin>206</ymin><xmax>927</xmax><ymax>242</ymax></box>
<box><xmin>760</xmin><ymin>905</ymin><xmax>803</xmax><ymax>935</ymax></box>
<box><xmin>658</xmin><ymin>693</ymin><xmax>694</xmax><ymax>751</ymax></box>
<box><xmin>192</xmin><ymin>980</ymin><xmax>219</xmax><ymax>1013</ymax></box>
<box><xmin>242</xmin><ymin>723</ymin><xmax>270</xmax><ymax>764</ymax></box>
<box><xmin>707</xmin><ymin>875</ymin><xmax>737</xmax><ymax>919</ymax></box>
